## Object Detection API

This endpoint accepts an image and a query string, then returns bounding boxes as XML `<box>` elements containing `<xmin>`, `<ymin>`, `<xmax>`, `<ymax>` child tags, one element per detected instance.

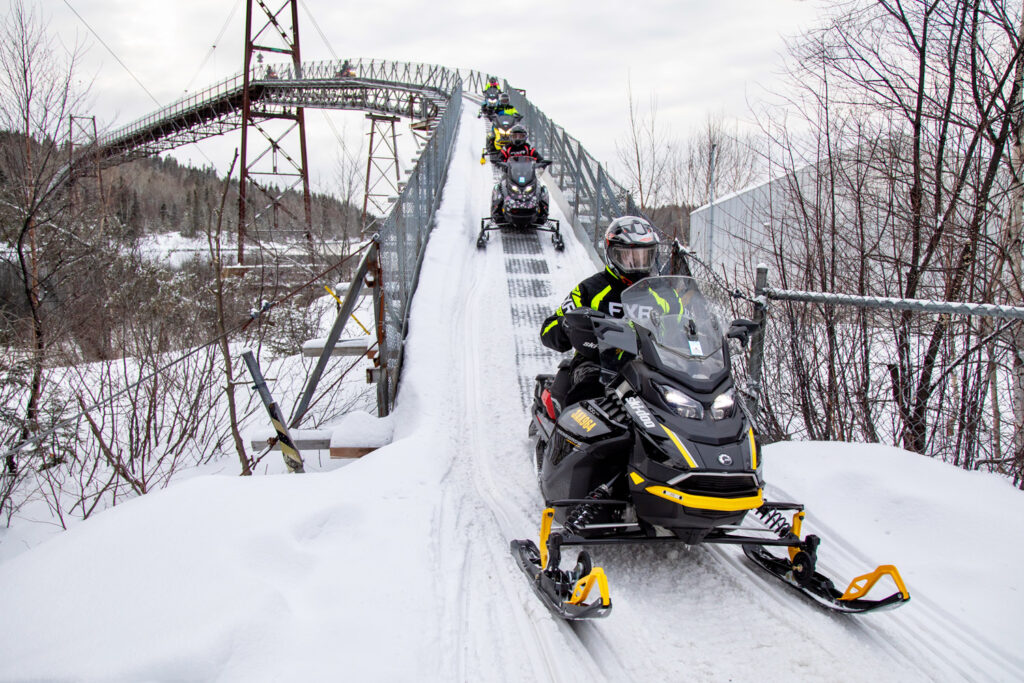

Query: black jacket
<box><xmin>540</xmin><ymin>267</ymin><xmax>632</xmax><ymax>352</ymax></box>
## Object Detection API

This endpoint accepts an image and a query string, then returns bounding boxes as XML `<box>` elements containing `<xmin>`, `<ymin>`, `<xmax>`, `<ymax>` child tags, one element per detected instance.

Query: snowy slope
<box><xmin>0</xmin><ymin>99</ymin><xmax>1022</xmax><ymax>682</ymax></box>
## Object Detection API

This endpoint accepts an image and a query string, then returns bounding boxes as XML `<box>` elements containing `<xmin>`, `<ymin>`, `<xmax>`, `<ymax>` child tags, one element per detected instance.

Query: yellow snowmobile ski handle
<box><xmin>840</xmin><ymin>564</ymin><xmax>910</xmax><ymax>602</ymax></box>
<box><xmin>788</xmin><ymin>511</ymin><xmax>805</xmax><ymax>562</ymax></box>
<box><xmin>539</xmin><ymin>508</ymin><xmax>555</xmax><ymax>568</ymax></box>
<box><xmin>568</xmin><ymin>567</ymin><xmax>611</xmax><ymax>607</ymax></box>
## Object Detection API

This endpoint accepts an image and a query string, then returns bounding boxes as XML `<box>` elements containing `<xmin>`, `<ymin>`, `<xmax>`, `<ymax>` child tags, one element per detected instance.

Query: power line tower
<box><xmin>237</xmin><ymin>0</ymin><xmax>313</xmax><ymax>265</ymax></box>
<box><xmin>68</xmin><ymin>115</ymin><xmax>107</xmax><ymax>229</ymax></box>
<box><xmin>361</xmin><ymin>114</ymin><xmax>402</xmax><ymax>233</ymax></box>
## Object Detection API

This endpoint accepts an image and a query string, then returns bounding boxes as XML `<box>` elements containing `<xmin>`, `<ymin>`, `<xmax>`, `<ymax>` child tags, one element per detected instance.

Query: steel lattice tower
<box><xmin>361</xmin><ymin>114</ymin><xmax>402</xmax><ymax>233</ymax></box>
<box><xmin>238</xmin><ymin>0</ymin><xmax>313</xmax><ymax>265</ymax></box>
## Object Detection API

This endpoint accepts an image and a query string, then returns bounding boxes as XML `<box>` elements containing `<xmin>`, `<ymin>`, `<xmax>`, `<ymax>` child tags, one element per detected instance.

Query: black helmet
<box><xmin>509</xmin><ymin>124</ymin><xmax>528</xmax><ymax>146</ymax></box>
<box><xmin>604</xmin><ymin>216</ymin><xmax>660</xmax><ymax>281</ymax></box>
<box><xmin>499</xmin><ymin>93</ymin><xmax>511</xmax><ymax>106</ymax></box>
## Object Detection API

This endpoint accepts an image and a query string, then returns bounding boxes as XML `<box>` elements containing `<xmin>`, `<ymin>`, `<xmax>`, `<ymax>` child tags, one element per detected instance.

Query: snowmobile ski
<box><xmin>742</xmin><ymin>543</ymin><xmax>910</xmax><ymax>613</ymax></box>
<box><xmin>510</xmin><ymin>509</ymin><xmax>612</xmax><ymax>620</ymax></box>
<box><xmin>515</xmin><ymin>277</ymin><xmax>911</xmax><ymax>618</ymax></box>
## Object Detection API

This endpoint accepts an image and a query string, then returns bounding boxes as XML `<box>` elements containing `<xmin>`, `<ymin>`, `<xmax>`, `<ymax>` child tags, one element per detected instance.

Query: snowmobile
<box><xmin>481</xmin><ymin>112</ymin><xmax>520</xmax><ymax>164</ymax></box>
<box><xmin>479</xmin><ymin>90</ymin><xmax>501</xmax><ymax>118</ymax></box>
<box><xmin>511</xmin><ymin>275</ymin><xmax>911</xmax><ymax>620</ymax></box>
<box><xmin>477</xmin><ymin>157</ymin><xmax>564</xmax><ymax>251</ymax></box>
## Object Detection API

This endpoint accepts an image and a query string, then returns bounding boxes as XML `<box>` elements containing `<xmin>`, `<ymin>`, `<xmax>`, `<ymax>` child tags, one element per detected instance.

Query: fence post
<box><xmin>747</xmin><ymin>264</ymin><xmax>769</xmax><ymax>426</ymax></box>
<box><xmin>242</xmin><ymin>350</ymin><xmax>304</xmax><ymax>473</ymax></box>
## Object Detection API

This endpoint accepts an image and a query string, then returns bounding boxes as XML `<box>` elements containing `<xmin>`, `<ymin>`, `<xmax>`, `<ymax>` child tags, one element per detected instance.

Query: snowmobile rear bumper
<box><xmin>476</xmin><ymin>217</ymin><xmax>563</xmax><ymax>250</ymax></box>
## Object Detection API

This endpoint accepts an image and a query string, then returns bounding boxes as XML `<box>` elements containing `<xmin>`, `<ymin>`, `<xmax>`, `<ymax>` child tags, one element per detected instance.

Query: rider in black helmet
<box><xmin>483</xmin><ymin>93</ymin><xmax>523</xmax><ymax>160</ymax></box>
<box><xmin>500</xmin><ymin>124</ymin><xmax>544</xmax><ymax>163</ymax></box>
<box><xmin>540</xmin><ymin>216</ymin><xmax>661</xmax><ymax>410</ymax></box>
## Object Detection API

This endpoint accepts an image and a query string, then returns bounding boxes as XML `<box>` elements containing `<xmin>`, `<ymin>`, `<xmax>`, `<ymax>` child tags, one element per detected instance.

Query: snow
<box><xmin>329</xmin><ymin>410</ymin><xmax>394</xmax><ymax>449</ymax></box>
<box><xmin>1</xmin><ymin>98</ymin><xmax>1022</xmax><ymax>682</ymax></box>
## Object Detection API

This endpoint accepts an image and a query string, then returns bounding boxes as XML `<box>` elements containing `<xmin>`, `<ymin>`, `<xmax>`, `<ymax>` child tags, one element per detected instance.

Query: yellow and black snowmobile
<box><xmin>512</xmin><ymin>276</ymin><xmax>911</xmax><ymax>620</ymax></box>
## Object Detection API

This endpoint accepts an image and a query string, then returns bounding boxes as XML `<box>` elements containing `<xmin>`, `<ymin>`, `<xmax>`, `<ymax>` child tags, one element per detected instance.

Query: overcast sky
<box><xmin>30</xmin><ymin>0</ymin><xmax>826</xmax><ymax>193</ymax></box>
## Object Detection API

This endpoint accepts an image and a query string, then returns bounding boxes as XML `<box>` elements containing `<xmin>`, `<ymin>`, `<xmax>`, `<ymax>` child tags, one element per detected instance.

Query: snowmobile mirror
<box><xmin>727</xmin><ymin>318</ymin><xmax>758</xmax><ymax>348</ymax></box>
<box><xmin>594</xmin><ymin>318</ymin><xmax>638</xmax><ymax>359</ymax></box>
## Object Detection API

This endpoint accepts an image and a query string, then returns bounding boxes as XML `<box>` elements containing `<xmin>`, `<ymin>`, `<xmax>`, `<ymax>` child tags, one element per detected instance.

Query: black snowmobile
<box><xmin>479</xmin><ymin>90</ymin><xmax>501</xmax><ymax>118</ymax></box>
<box><xmin>477</xmin><ymin>157</ymin><xmax>564</xmax><ymax>251</ymax></box>
<box><xmin>512</xmin><ymin>275</ymin><xmax>910</xmax><ymax>620</ymax></box>
<box><xmin>481</xmin><ymin>112</ymin><xmax>520</xmax><ymax>163</ymax></box>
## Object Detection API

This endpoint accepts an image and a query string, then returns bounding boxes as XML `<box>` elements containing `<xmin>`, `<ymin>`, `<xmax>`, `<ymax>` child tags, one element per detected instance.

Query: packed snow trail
<box><xmin>1</xmin><ymin>97</ymin><xmax>1023</xmax><ymax>682</ymax></box>
<box><xmin>430</xmin><ymin>98</ymin><xmax>1021</xmax><ymax>682</ymax></box>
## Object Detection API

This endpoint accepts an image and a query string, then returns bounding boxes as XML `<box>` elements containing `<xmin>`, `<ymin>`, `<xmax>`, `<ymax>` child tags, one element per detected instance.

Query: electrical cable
<box><xmin>60</xmin><ymin>0</ymin><xmax>161</xmax><ymax>108</ymax></box>
<box><xmin>180</xmin><ymin>0</ymin><xmax>242</xmax><ymax>97</ymax></box>
<box><xmin>298</xmin><ymin>0</ymin><xmax>340</xmax><ymax>62</ymax></box>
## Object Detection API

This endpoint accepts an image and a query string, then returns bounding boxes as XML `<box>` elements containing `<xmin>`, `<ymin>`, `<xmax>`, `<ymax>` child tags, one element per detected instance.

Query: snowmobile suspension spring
<box><xmin>755</xmin><ymin>505</ymin><xmax>791</xmax><ymax>537</ymax></box>
<box><xmin>565</xmin><ymin>484</ymin><xmax>612</xmax><ymax>534</ymax></box>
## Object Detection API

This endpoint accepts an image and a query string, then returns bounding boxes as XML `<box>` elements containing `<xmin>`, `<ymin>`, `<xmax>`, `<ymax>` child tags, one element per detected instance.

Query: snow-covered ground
<box><xmin>1</xmin><ymin>99</ymin><xmax>1022</xmax><ymax>682</ymax></box>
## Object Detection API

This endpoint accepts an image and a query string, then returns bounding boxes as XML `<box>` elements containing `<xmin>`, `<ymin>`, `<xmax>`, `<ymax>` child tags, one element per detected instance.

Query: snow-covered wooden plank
<box><xmin>301</xmin><ymin>335</ymin><xmax>376</xmax><ymax>358</ymax></box>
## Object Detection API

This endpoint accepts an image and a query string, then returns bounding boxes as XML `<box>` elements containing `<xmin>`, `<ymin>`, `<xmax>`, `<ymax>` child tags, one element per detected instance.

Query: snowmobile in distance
<box><xmin>479</xmin><ymin>90</ymin><xmax>501</xmax><ymax>118</ymax></box>
<box><xmin>477</xmin><ymin>157</ymin><xmax>564</xmax><ymax>251</ymax></box>
<box><xmin>512</xmin><ymin>276</ymin><xmax>910</xmax><ymax>620</ymax></box>
<box><xmin>481</xmin><ymin>113</ymin><xmax>520</xmax><ymax>164</ymax></box>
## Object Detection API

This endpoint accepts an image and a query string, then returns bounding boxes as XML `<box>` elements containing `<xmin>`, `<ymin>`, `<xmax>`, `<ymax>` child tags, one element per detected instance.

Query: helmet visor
<box><xmin>608</xmin><ymin>244</ymin><xmax>656</xmax><ymax>274</ymax></box>
<box><xmin>511</xmin><ymin>132</ymin><xmax>527</xmax><ymax>144</ymax></box>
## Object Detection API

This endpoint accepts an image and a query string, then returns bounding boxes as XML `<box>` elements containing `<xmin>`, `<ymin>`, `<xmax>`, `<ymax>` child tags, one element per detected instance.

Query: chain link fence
<box><xmin>373</xmin><ymin>79</ymin><xmax>464</xmax><ymax>413</ymax></box>
<box><xmin>705</xmin><ymin>264</ymin><xmax>1024</xmax><ymax>487</ymax></box>
<box><xmin>504</xmin><ymin>86</ymin><xmax>646</xmax><ymax>256</ymax></box>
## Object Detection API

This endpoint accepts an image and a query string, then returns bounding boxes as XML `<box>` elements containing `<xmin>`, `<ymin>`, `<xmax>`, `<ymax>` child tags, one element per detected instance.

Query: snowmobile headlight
<box><xmin>660</xmin><ymin>385</ymin><xmax>703</xmax><ymax>419</ymax></box>
<box><xmin>497</xmin><ymin>127</ymin><xmax>510</xmax><ymax>135</ymax></box>
<box><xmin>524</xmin><ymin>184</ymin><xmax>534</xmax><ymax>193</ymax></box>
<box><xmin>711</xmin><ymin>390</ymin><xmax>736</xmax><ymax>420</ymax></box>
<box><xmin>509</xmin><ymin>184</ymin><xmax>522</xmax><ymax>194</ymax></box>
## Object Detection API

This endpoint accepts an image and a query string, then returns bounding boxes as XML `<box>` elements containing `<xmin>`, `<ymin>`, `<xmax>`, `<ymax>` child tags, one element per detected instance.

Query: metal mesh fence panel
<box><xmin>504</xmin><ymin>87</ymin><xmax>646</xmax><ymax>248</ymax></box>
<box><xmin>375</xmin><ymin>79</ymin><xmax>464</xmax><ymax>412</ymax></box>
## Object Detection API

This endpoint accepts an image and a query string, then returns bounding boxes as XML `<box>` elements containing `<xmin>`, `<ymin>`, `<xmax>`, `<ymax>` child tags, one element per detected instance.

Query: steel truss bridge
<box><xmin>96</xmin><ymin>59</ymin><xmax>487</xmax><ymax>162</ymax></box>
<box><xmin>69</xmin><ymin>1</ymin><xmax>644</xmax><ymax>417</ymax></box>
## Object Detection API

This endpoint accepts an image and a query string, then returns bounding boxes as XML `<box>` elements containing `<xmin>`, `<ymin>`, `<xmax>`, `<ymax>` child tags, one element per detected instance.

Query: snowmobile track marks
<box><xmin>504</xmin><ymin>256</ymin><xmax>550</xmax><ymax>275</ymax></box>
<box><xmin>499</xmin><ymin>231</ymin><xmax>543</xmax><ymax>255</ymax></box>
<box><xmin>506</xmin><ymin>279</ymin><xmax>552</xmax><ymax>299</ymax></box>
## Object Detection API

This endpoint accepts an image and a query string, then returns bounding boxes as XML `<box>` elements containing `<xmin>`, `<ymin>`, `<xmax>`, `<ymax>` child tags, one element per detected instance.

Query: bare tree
<box><xmin>673</xmin><ymin>114</ymin><xmax>763</xmax><ymax>208</ymax></box>
<box><xmin>0</xmin><ymin>0</ymin><xmax>93</xmax><ymax>478</ymax></box>
<box><xmin>616</xmin><ymin>79</ymin><xmax>672</xmax><ymax>212</ymax></box>
<box><xmin>751</xmin><ymin>0</ymin><xmax>1024</xmax><ymax>483</ymax></box>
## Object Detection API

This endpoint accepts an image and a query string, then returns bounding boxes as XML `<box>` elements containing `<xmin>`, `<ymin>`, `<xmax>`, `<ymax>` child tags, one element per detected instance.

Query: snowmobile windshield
<box><xmin>494</xmin><ymin>114</ymin><xmax>516</xmax><ymax>131</ymax></box>
<box><xmin>506</xmin><ymin>157</ymin><xmax>536</xmax><ymax>186</ymax></box>
<box><xmin>620</xmin><ymin>276</ymin><xmax>726</xmax><ymax>379</ymax></box>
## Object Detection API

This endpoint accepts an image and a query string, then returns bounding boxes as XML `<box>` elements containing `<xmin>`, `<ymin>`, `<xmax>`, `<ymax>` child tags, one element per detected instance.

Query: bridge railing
<box><xmin>373</xmin><ymin>79</ymin><xmax>464</xmax><ymax>413</ymax></box>
<box><xmin>506</xmin><ymin>86</ymin><xmax>645</xmax><ymax>254</ymax></box>
<box><xmin>101</xmin><ymin>59</ymin><xmax>489</xmax><ymax>151</ymax></box>
<box><xmin>99</xmin><ymin>71</ymin><xmax>247</xmax><ymax>149</ymax></box>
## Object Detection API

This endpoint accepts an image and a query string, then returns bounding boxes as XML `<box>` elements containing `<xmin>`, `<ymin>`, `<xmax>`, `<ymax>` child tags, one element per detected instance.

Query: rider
<box><xmin>540</xmin><ymin>216</ymin><xmax>661</xmax><ymax>411</ymax></box>
<box><xmin>479</xmin><ymin>76</ymin><xmax>502</xmax><ymax>117</ymax></box>
<box><xmin>500</xmin><ymin>125</ymin><xmax>545</xmax><ymax>163</ymax></box>
<box><xmin>495</xmin><ymin>93</ymin><xmax>519</xmax><ymax>119</ymax></box>
<box><xmin>483</xmin><ymin>75</ymin><xmax>501</xmax><ymax>95</ymax></box>
<box><xmin>491</xmin><ymin>124</ymin><xmax>550</xmax><ymax>224</ymax></box>
<box><xmin>482</xmin><ymin>94</ymin><xmax>523</xmax><ymax>159</ymax></box>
